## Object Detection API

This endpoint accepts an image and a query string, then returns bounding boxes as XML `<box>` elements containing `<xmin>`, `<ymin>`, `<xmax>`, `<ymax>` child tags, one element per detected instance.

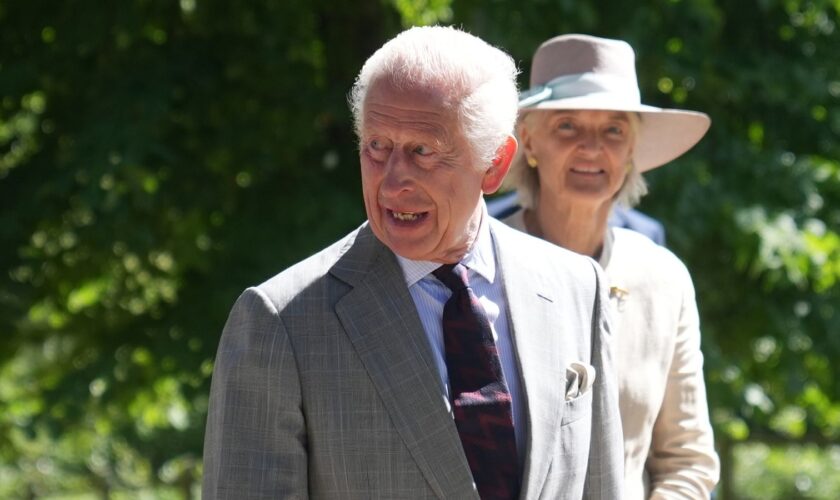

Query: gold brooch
<box><xmin>609</xmin><ymin>286</ymin><xmax>630</xmax><ymax>312</ymax></box>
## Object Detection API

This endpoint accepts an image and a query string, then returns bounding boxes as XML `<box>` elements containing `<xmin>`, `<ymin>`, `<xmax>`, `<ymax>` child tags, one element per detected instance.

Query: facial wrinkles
<box><xmin>431</xmin><ymin>192</ymin><xmax>477</xmax><ymax>262</ymax></box>
<box><xmin>365</xmin><ymin>114</ymin><xmax>465</xmax><ymax>180</ymax></box>
<box><xmin>365</xmin><ymin>105</ymin><xmax>450</xmax><ymax>144</ymax></box>
<box><xmin>534</xmin><ymin>116</ymin><xmax>611</xmax><ymax>162</ymax></box>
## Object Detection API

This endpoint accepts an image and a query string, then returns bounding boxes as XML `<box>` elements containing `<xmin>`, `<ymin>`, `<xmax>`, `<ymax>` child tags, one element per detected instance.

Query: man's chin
<box><xmin>388</xmin><ymin>243</ymin><xmax>432</xmax><ymax>262</ymax></box>
<box><xmin>370</xmin><ymin>224</ymin><xmax>424</xmax><ymax>257</ymax></box>
<box><xmin>390</xmin><ymin>241</ymin><xmax>471</xmax><ymax>265</ymax></box>
<box><xmin>378</xmin><ymin>235</ymin><xmax>435</xmax><ymax>262</ymax></box>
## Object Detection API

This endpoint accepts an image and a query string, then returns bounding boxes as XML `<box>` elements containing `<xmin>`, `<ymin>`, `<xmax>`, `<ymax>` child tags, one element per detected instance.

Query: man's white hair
<box><xmin>349</xmin><ymin>26</ymin><xmax>519</xmax><ymax>167</ymax></box>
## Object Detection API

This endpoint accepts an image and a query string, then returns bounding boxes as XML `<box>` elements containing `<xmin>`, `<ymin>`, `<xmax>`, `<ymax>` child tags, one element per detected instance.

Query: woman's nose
<box><xmin>577</xmin><ymin>130</ymin><xmax>602</xmax><ymax>154</ymax></box>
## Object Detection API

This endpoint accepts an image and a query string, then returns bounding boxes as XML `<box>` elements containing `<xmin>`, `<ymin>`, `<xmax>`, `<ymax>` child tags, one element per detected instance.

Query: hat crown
<box><xmin>530</xmin><ymin>34</ymin><xmax>638</xmax><ymax>88</ymax></box>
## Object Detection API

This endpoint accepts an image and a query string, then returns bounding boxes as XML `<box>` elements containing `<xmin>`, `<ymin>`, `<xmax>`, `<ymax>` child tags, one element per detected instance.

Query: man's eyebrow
<box><xmin>363</xmin><ymin>111</ymin><xmax>451</xmax><ymax>142</ymax></box>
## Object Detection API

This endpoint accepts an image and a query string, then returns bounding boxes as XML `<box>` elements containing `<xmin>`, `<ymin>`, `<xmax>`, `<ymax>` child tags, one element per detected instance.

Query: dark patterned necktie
<box><xmin>433</xmin><ymin>263</ymin><xmax>520</xmax><ymax>500</ymax></box>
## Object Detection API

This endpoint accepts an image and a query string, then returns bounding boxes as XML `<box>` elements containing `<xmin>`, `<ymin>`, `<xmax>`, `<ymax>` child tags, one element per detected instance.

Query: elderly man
<box><xmin>202</xmin><ymin>26</ymin><xmax>623</xmax><ymax>499</ymax></box>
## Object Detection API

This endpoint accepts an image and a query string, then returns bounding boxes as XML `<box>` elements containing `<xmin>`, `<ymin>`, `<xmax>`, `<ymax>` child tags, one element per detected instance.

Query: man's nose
<box><xmin>381</xmin><ymin>149</ymin><xmax>415</xmax><ymax>195</ymax></box>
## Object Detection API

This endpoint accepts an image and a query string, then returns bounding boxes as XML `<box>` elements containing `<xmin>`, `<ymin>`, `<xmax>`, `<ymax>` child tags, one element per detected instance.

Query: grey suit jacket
<box><xmin>202</xmin><ymin>219</ymin><xmax>623</xmax><ymax>499</ymax></box>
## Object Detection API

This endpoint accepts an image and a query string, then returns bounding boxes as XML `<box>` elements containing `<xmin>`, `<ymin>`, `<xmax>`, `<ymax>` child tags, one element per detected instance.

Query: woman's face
<box><xmin>522</xmin><ymin>109</ymin><xmax>635</xmax><ymax>208</ymax></box>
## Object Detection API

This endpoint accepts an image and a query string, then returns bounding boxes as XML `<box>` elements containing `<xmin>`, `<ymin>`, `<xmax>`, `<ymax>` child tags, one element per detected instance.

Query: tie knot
<box><xmin>433</xmin><ymin>263</ymin><xmax>470</xmax><ymax>292</ymax></box>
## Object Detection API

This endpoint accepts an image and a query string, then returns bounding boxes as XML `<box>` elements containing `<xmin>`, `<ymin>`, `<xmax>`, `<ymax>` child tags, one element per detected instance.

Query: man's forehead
<box><xmin>362</xmin><ymin>108</ymin><xmax>454</xmax><ymax>151</ymax></box>
<box><xmin>361</xmin><ymin>79</ymin><xmax>460</xmax><ymax>137</ymax></box>
<box><xmin>365</xmin><ymin>77</ymin><xmax>457</xmax><ymax>110</ymax></box>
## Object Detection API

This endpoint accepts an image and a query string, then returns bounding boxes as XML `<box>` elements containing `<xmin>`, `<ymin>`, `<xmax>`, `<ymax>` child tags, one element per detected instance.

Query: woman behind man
<box><xmin>503</xmin><ymin>34</ymin><xmax>720</xmax><ymax>498</ymax></box>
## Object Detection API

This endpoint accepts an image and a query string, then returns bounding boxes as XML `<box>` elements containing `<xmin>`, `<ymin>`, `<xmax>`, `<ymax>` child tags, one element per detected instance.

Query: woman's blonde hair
<box><xmin>504</xmin><ymin>110</ymin><xmax>649</xmax><ymax>209</ymax></box>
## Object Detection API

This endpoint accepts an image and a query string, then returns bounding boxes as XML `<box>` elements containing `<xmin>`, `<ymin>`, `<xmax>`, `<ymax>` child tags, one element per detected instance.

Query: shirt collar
<box><xmin>396</xmin><ymin>202</ymin><xmax>497</xmax><ymax>287</ymax></box>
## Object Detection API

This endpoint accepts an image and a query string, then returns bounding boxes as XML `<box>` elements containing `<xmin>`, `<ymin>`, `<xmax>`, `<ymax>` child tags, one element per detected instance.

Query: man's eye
<box><xmin>413</xmin><ymin>145</ymin><xmax>432</xmax><ymax>156</ymax></box>
<box><xmin>366</xmin><ymin>138</ymin><xmax>390</xmax><ymax>161</ymax></box>
<box><xmin>557</xmin><ymin>121</ymin><xmax>575</xmax><ymax>131</ymax></box>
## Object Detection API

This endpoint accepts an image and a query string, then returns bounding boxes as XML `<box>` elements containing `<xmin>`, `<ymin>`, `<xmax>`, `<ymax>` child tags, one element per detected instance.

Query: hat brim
<box><xmin>521</xmin><ymin>98</ymin><xmax>710</xmax><ymax>172</ymax></box>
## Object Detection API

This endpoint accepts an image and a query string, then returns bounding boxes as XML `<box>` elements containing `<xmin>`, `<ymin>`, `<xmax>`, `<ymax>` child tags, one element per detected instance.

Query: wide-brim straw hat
<box><xmin>519</xmin><ymin>34</ymin><xmax>711</xmax><ymax>172</ymax></box>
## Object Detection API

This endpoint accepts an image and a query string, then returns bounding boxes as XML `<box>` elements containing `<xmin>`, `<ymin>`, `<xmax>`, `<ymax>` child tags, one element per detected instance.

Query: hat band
<box><xmin>519</xmin><ymin>72</ymin><xmax>642</xmax><ymax>108</ymax></box>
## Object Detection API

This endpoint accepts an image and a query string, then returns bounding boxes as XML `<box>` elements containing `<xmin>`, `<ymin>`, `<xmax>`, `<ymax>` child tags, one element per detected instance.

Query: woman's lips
<box><xmin>570</xmin><ymin>165</ymin><xmax>604</xmax><ymax>174</ymax></box>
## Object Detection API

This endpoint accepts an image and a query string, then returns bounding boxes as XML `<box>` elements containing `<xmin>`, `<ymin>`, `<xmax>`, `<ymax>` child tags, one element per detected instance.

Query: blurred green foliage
<box><xmin>1</xmin><ymin>0</ymin><xmax>839</xmax><ymax>497</ymax></box>
<box><xmin>735</xmin><ymin>443</ymin><xmax>840</xmax><ymax>498</ymax></box>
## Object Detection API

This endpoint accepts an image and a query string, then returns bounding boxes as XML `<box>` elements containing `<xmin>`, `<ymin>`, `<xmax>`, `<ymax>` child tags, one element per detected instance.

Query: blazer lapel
<box><xmin>331</xmin><ymin>225</ymin><xmax>478</xmax><ymax>499</ymax></box>
<box><xmin>491</xmin><ymin>221</ymin><xmax>565</xmax><ymax>499</ymax></box>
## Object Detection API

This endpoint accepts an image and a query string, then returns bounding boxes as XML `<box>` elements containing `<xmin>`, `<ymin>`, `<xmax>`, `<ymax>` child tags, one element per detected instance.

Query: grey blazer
<box><xmin>202</xmin><ymin>219</ymin><xmax>623</xmax><ymax>499</ymax></box>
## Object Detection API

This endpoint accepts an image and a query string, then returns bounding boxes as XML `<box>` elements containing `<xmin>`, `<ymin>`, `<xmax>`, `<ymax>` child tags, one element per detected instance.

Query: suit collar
<box><xmin>329</xmin><ymin>223</ymin><xmax>381</xmax><ymax>287</ymax></box>
<box><xmin>329</xmin><ymin>221</ymin><xmax>564</xmax><ymax>499</ymax></box>
<box><xmin>330</xmin><ymin>224</ymin><xmax>479</xmax><ymax>499</ymax></box>
<box><xmin>490</xmin><ymin>219</ymin><xmax>565</xmax><ymax>498</ymax></box>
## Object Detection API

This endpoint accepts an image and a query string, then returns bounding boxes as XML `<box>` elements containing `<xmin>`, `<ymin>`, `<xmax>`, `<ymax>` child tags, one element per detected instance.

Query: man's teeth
<box><xmin>393</xmin><ymin>211</ymin><xmax>420</xmax><ymax>221</ymax></box>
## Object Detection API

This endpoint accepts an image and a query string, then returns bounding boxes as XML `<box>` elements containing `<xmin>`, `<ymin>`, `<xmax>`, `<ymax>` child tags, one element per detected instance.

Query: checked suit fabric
<box><xmin>433</xmin><ymin>263</ymin><xmax>520</xmax><ymax>500</ymax></box>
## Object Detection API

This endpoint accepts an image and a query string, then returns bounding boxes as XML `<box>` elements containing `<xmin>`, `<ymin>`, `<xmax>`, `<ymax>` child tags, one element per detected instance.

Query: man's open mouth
<box><xmin>389</xmin><ymin>210</ymin><xmax>428</xmax><ymax>222</ymax></box>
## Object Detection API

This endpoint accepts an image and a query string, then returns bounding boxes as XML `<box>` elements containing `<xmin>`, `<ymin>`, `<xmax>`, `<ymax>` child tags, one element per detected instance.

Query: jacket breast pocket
<box><xmin>561</xmin><ymin>388</ymin><xmax>592</xmax><ymax>426</ymax></box>
<box><xmin>557</xmin><ymin>388</ymin><xmax>593</xmax><ymax>484</ymax></box>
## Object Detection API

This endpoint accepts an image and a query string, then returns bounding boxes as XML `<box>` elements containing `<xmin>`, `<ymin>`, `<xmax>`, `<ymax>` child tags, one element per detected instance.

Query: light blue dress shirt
<box><xmin>396</xmin><ymin>213</ymin><xmax>525</xmax><ymax>461</ymax></box>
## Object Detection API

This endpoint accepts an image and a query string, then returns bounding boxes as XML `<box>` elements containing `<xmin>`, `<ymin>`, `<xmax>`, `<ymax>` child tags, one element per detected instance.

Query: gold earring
<box><xmin>527</xmin><ymin>156</ymin><xmax>538</xmax><ymax>168</ymax></box>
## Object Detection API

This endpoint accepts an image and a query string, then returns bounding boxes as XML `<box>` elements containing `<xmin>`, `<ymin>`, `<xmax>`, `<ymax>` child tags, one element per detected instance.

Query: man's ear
<box><xmin>481</xmin><ymin>135</ymin><xmax>517</xmax><ymax>195</ymax></box>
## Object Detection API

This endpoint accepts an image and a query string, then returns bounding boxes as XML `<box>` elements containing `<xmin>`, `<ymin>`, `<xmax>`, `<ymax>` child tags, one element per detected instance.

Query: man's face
<box><xmin>359</xmin><ymin>79</ymin><xmax>503</xmax><ymax>263</ymax></box>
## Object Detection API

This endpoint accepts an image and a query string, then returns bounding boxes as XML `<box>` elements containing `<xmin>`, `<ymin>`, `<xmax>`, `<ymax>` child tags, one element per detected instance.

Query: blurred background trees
<box><xmin>1</xmin><ymin>0</ymin><xmax>838</xmax><ymax>497</ymax></box>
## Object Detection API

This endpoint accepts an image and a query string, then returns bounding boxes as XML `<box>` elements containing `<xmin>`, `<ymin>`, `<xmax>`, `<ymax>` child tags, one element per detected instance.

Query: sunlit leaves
<box><xmin>67</xmin><ymin>278</ymin><xmax>108</xmax><ymax>313</ymax></box>
<box><xmin>390</xmin><ymin>0</ymin><xmax>453</xmax><ymax>26</ymax></box>
<box><xmin>129</xmin><ymin>376</ymin><xmax>192</xmax><ymax>436</ymax></box>
<box><xmin>1</xmin><ymin>0</ymin><xmax>386</xmax><ymax>496</ymax></box>
<box><xmin>784</xmin><ymin>0</ymin><xmax>837</xmax><ymax>36</ymax></box>
<box><xmin>0</xmin><ymin>92</ymin><xmax>45</xmax><ymax>178</ymax></box>
<box><xmin>734</xmin><ymin>205</ymin><xmax>840</xmax><ymax>290</ymax></box>
<box><xmin>735</xmin><ymin>443</ymin><xmax>840</xmax><ymax>498</ymax></box>
<box><xmin>657</xmin><ymin>76</ymin><xmax>674</xmax><ymax>94</ymax></box>
<box><xmin>771</xmin><ymin>405</ymin><xmax>808</xmax><ymax>437</ymax></box>
<box><xmin>748</xmin><ymin>121</ymin><xmax>765</xmax><ymax>148</ymax></box>
<box><xmin>665</xmin><ymin>36</ymin><xmax>684</xmax><ymax>53</ymax></box>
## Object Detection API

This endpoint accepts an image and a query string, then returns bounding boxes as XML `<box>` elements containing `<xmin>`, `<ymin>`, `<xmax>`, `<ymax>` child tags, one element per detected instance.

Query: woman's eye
<box><xmin>370</xmin><ymin>139</ymin><xmax>384</xmax><ymax>150</ymax></box>
<box><xmin>558</xmin><ymin>121</ymin><xmax>574</xmax><ymax>130</ymax></box>
<box><xmin>606</xmin><ymin>125</ymin><xmax>627</xmax><ymax>137</ymax></box>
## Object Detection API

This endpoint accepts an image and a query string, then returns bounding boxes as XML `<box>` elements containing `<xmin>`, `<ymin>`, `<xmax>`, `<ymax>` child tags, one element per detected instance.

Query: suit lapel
<box><xmin>331</xmin><ymin>225</ymin><xmax>477</xmax><ymax>499</ymax></box>
<box><xmin>491</xmin><ymin>221</ymin><xmax>565</xmax><ymax>499</ymax></box>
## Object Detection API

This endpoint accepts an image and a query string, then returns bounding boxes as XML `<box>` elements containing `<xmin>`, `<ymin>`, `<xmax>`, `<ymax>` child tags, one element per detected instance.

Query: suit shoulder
<box><xmin>491</xmin><ymin>218</ymin><xmax>602</xmax><ymax>285</ymax></box>
<box><xmin>252</xmin><ymin>226</ymin><xmax>362</xmax><ymax>309</ymax></box>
